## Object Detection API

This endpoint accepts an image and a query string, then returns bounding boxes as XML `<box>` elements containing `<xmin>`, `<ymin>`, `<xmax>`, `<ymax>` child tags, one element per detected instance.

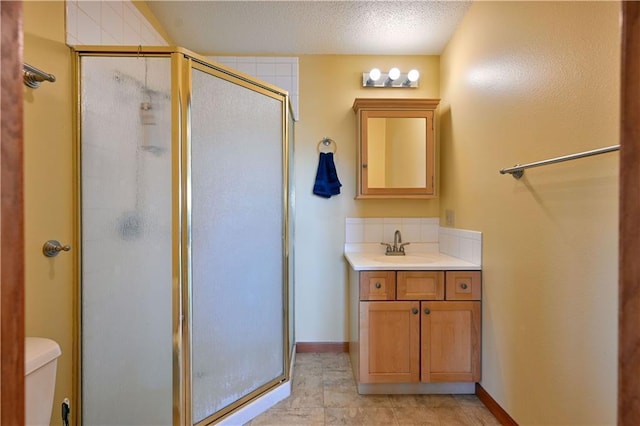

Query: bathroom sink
<box><xmin>345</xmin><ymin>251</ymin><xmax>480</xmax><ymax>271</ymax></box>
<box><xmin>371</xmin><ymin>254</ymin><xmax>437</xmax><ymax>264</ymax></box>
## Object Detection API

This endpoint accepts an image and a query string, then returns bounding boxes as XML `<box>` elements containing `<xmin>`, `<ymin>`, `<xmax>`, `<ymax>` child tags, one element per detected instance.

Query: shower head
<box><xmin>140</xmin><ymin>144</ymin><xmax>164</xmax><ymax>155</ymax></box>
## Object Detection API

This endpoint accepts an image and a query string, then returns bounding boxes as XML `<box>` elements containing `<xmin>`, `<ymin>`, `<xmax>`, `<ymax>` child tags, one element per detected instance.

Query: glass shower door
<box><xmin>80</xmin><ymin>55</ymin><xmax>173</xmax><ymax>425</ymax></box>
<box><xmin>190</xmin><ymin>64</ymin><xmax>287</xmax><ymax>423</ymax></box>
<box><xmin>78</xmin><ymin>49</ymin><xmax>291</xmax><ymax>425</ymax></box>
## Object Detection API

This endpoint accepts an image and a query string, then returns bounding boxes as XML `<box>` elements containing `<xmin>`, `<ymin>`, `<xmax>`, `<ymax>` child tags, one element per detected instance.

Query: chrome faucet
<box><xmin>394</xmin><ymin>230</ymin><xmax>402</xmax><ymax>250</ymax></box>
<box><xmin>381</xmin><ymin>229</ymin><xmax>410</xmax><ymax>255</ymax></box>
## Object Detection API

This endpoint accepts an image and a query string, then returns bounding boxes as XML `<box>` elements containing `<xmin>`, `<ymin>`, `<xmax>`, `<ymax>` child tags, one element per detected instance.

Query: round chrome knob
<box><xmin>412</xmin><ymin>308</ymin><xmax>419</xmax><ymax>315</ymax></box>
<box><xmin>375</xmin><ymin>282</ymin><xmax>382</xmax><ymax>289</ymax></box>
<box><xmin>424</xmin><ymin>308</ymin><xmax>431</xmax><ymax>315</ymax></box>
<box><xmin>461</xmin><ymin>283</ymin><xmax>468</xmax><ymax>290</ymax></box>
<box><xmin>43</xmin><ymin>240</ymin><xmax>71</xmax><ymax>257</ymax></box>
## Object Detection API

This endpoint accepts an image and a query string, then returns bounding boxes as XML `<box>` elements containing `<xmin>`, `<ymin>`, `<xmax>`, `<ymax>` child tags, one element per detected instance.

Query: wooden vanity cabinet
<box><xmin>354</xmin><ymin>269</ymin><xmax>481</xmax><ymax>388</ymax></box>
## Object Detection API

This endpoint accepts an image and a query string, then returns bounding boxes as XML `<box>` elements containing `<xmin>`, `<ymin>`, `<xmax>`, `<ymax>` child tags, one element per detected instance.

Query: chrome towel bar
<box><xmin>500</xmin><ymin>145</ymin><xmax>620</xmax><ymax>179</ymax></box>
<box><xmin>23</xmin><ymin>63</ymin><xmax>56</xmax><ymax>88</ymax></box>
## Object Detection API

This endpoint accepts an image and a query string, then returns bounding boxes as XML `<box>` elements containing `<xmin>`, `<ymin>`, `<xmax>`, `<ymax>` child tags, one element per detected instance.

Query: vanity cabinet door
<box><xmin>420</xmin><ymin>301</ymin><xmax>481</xmax><ymax>383</ymax></box>
<box><xmin>359</xmin><ymin>301</ymin><xmax>420</xmax><ymax>383</ymax></box>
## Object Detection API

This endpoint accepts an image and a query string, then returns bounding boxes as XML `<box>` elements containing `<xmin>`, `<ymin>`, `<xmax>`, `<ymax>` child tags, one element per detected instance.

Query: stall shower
<box><xmin>77</xmin><ymin>47</ymin><xmax>294</xmax><ymax>425</ymax></box>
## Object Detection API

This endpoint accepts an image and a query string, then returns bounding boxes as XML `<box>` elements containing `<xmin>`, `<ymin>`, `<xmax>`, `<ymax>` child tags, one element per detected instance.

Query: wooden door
<box><xmin>359</xmin><ymin>301</ymin><xmax>420</xmax><ymax>383</ymax></box>
<box><xmin>620</xmin><ymin>2</ymin><xmax>640</xmax><ymax>423</ymax></box>
<box><xmin>421</xmin><ymin>301</ymin><xmax>481</xmax><ymax>383</ymax></box>
<box><xmin>1</xmin><ymin>2</ymin><xmax>25</xmax><ymax>425</ymax></box>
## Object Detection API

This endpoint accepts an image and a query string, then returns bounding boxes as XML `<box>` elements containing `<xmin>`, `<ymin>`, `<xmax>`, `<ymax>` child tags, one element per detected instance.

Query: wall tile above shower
<box><xmin>209</xmin><ymin>56</ymin><xmax>300</xmax><ymax>120</ymax></box>
<box><xmin>65</xmin><ymin>1</ymin><xmax>299</xmax><ymax>119</ymax></box>
<box><xmin>66</xmin><ymin>0</ymin><xmax>168</xmax><ymax>47</ymax></box>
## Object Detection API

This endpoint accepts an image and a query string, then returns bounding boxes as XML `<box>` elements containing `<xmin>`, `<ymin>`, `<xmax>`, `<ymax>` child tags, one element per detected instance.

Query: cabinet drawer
<box><xmin>397</xmin><ymin>271</ymin><xmax>444</xmax><ymax>300</ymax></box>
<box><xmin>360</xmin><ymin>271</ymin><xmax>396</xmax><ymax>300</ymax></box>
<box><xmin>445</xmin><ymin>271</ymin><xmax>482</xmax><ymax>301</ymax></box>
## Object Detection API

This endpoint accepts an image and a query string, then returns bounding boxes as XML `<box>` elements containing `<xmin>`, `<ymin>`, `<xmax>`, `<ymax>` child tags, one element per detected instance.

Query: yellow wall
<box><xmin>23</xmin><ymin>2</ymin><xmax>74</xmax><ymax>425</ymax></box>
<box><xmin>21</xmin><ymin>2</ymin><xmax>621</xmax><ymax>423</ymax></box>
<box><xmin>294</xmin><ymin>55</ymin><xmax>440</xmax><ymax>341</ymax></box>
<box><xmin>440</xmin><ymin>2</ymin><xmax>619</xmax><ymax>424</ymax></box>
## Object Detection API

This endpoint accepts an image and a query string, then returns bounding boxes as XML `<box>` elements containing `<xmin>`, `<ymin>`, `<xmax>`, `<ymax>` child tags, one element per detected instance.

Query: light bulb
<box><xmin>388</xmin><ymin>67</ymin><xmax>401</xmax><ymax>81</ymax></box>
<box><xmin>407</xmin><ymin>69</ymin><xmax>420</xmax><ymax>82</ymax></box>
<box><xmin>368</xmin><ymin>68</ymin><xmax>381</xmax><ymax>82</ymax></box>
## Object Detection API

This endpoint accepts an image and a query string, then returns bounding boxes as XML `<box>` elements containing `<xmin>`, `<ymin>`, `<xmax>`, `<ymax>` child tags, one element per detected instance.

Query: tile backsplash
<box><xmin>345</xmin><ymin>217</ymin><xmax>482</xmax><ymax>265</ymax></box>
<box><xmin>439</xmin><ymin>226</ymin><xmax>483</xmax><ymax>265</ymax></box>
<box><xmin>345</xmin><ymin>217</ymin><xmax>439</xmax><ymax>245</ymax></box>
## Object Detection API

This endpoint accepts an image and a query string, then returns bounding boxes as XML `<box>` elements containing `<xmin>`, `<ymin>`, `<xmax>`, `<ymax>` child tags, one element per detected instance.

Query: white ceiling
<box><xmin>146</xmin><ymin>1</ymin><xmax>472</xmax><ymax>55</ymax></box>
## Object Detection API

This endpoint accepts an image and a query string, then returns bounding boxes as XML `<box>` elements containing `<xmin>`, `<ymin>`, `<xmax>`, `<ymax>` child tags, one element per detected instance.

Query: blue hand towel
<box><xmin>313</xmin><ymin>152</ymin><xmax>342</xmax><ymax>198</ymax></box>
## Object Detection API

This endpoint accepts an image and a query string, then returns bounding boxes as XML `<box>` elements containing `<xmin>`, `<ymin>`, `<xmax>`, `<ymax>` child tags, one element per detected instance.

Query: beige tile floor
<box><xmin>246</xmin><ymin>353</ymin><xmax>501</xmax><ymax>425</ymax></box>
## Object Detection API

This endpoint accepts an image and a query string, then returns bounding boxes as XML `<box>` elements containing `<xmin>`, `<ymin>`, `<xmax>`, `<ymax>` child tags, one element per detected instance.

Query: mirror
<box><xmin>367</xmin><ymin>117</ymin><xmax>426</xmax><ymax>188</ymax></box>
<box><xmin>353</xmin><ymin>98</ymin><xmax>439</xmax><ymax>199</ymax></box>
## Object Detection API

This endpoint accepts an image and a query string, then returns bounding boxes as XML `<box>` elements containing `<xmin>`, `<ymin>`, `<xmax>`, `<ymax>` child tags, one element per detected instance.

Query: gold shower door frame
<box><xmin>73</xmin><ymin>46</ymin><xmax>291</xmax><ymax>426</ymax></box>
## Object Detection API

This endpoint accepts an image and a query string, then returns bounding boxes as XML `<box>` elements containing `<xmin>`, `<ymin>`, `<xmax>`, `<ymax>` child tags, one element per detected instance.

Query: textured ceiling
<box><xmin>147</xmin><ymin>1</ymin><xmax>472</xmax><ymax>55</ymax></box>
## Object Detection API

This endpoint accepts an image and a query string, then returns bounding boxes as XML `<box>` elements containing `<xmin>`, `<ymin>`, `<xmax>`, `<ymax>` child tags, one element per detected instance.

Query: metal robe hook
<box><xmin>43</xmin><ymin>240</ymin><xmax>71</xmax><ymax>257</ymax></box>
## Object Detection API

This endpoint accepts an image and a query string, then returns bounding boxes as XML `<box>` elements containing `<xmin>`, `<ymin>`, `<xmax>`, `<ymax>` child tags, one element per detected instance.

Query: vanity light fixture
<box><xmin>403</xmin><ymin>69</ymin><xmax>420</xmax><ymax>86</ymax></box>
<box><xmin>366</xmin><ymin>68</ymin><xmax>382</xmax><ymax>85</ymax></box>
<box><xmin>385</xmin><ymin>67</ymin><xmax>401</xmax><ymax>86</ymax></box>
<box><xmin>363</xmin><ymin>68</ymin><xmax>420</xmax><ymax>88</ymax></box>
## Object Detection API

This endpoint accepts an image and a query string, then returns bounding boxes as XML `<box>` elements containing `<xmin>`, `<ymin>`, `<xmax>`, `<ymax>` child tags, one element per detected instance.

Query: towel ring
<box><xmin>317</xmin><ymin>137</ymin><xmax>337</xmax><ymax>154</ymax></box>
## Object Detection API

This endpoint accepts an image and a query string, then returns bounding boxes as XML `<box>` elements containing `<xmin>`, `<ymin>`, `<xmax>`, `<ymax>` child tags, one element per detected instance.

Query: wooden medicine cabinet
<box><xmin>352</xmin><ymin>98</ymin><xmax>440</xmax><ymax>199</ymax></box>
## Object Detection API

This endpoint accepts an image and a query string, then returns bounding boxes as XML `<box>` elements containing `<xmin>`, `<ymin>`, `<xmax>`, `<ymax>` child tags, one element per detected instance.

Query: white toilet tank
<box><xmin>25</xmin><ymin>337</ymin><xmax>62</xmax><ymax>426</ymax></box>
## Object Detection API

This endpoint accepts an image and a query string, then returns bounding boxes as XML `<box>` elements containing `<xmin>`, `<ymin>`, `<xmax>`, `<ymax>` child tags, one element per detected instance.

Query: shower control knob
<box><xmin>43</xmin><ymin>240</ymin><xmax>71</xmax><ymax>257</ymax></box>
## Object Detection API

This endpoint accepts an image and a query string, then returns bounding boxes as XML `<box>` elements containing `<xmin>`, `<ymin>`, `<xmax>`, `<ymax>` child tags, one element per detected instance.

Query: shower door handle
<box><xmin>43</xmin><ymin>240</ymin><xmax>71</xmax><ymax>257</ymax></box>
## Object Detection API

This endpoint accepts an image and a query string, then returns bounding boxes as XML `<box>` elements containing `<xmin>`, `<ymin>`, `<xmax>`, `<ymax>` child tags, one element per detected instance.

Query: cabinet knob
<box><xmin>411</xmin><ymin>308</ymin><xmax>419</xmax><ymax>315</ymax></box>
<box><xmin>424</xmin><ymin>308</ymin><xmax>431</xmax><ymax>315</ymax></box>
<box><xmin>460</xmin><ymin>283</ymin><xmax>468</xmax><ymax>290</ymax></box>
<box><xmin>375</xmin><ymin>282</ymin><xmax>382</xmax><ymax>289</ymax></box>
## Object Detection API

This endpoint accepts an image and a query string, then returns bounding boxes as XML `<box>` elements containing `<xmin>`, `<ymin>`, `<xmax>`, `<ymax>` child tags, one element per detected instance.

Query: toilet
<box><xmin>25</xmin><ymin>337</ymin><xmax>62</xmax><ymax>426</ymax></box>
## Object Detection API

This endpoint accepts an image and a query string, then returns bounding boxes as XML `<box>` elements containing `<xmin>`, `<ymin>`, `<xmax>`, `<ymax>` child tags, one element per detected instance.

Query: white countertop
<box><xmin>344</xmin><ymin>251</ymin><xmax>481</xmax><ymax>271</ymax></box>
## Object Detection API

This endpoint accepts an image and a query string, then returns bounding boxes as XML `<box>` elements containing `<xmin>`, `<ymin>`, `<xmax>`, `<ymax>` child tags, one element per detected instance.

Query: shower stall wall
<box><xmin>76</xmin><ymin>47</ymin><xmax>293</xmax><ymax>425</ymax></box>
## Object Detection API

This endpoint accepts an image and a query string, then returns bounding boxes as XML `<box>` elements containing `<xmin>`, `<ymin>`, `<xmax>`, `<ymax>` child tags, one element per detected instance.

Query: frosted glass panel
<box><xmin>80</xmin><ymin>56</ymin><xmax>173</xmax><ymax>425</ymax></box>
<box><xmin>191</xmin><ymin>68</ymin><xmax>285</xmax><ymax>422</ymax></box>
